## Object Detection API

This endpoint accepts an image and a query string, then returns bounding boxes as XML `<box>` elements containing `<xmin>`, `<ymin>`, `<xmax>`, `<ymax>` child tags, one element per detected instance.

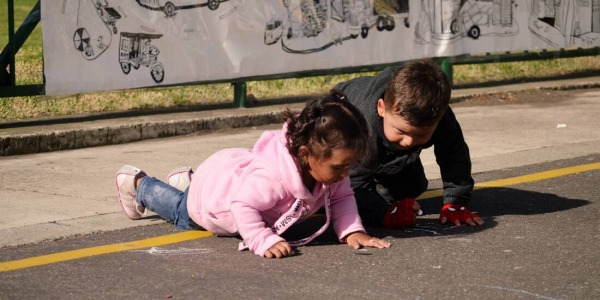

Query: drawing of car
<box><xmin>135</xmin><ymin>0</ymin><xmax>228</xmax><ymax>17</ymax></box>
<box><xmin>452</xmin><ymin>0</ymin><xmax>516</xmax><ymax>40</ymax></box>
<box><xmin>93</xmin><ymin>0</ymin><xmax>121</xmax><ymax>34</ymax></box>
<box><xmin>264</xmin><ymin>18</ymin><xmax>284</xmax><ymax>45</ymax></box>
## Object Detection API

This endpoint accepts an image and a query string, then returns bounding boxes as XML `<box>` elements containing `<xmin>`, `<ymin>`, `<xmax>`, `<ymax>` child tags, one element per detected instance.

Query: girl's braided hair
<box><xmin>283</xmin><ymin>89</ymin><xmax>371</xmax><ymax>169</ymax></box>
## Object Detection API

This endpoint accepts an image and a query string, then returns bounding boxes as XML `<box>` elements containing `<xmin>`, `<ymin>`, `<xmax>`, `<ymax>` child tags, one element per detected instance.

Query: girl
<box><xmin>115</xmin><ymin>90</ymin><xmax>391</xmax><ymax>258</ymax></box>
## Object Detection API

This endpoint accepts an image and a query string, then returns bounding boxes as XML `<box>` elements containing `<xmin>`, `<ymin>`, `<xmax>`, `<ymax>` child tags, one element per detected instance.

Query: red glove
<box><xmin>383</xmin><ymin>198</ymin><xmax>417</xmax><ymax>229</ymax></box>
<box><xmin>439</xmin><ymin>204</ymin><xmax>480</xmax><ymax>225</ymax></box>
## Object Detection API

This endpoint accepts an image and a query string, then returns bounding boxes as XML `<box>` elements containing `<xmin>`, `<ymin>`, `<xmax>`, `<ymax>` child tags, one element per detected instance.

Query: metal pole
<box><xmin>8</xmin><ymin>0</ymin><xmax>16</xmax><ymax>86</ymax></box>
<box><xmin>439</xmin><ymin>57</ymin><xmax>453</xmax><ymax>87</ymax></box>
<box><xmin>233</xmin><ymin>82</ymin><xmax>247</xmax><ymax>108</ymax></box>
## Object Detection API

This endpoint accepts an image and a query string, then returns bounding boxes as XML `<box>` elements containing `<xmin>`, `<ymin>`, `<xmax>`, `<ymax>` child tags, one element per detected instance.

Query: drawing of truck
<box><xmin>529</xmin><ymin>0</ymin><xmax>600</xmax><ymax>47</ymax></box>
<box><xmin>264</xmin><ymin>0</ymin><xmax>408</xmax><ymax>53</ymax></box>
<box><xmin>415</xmin><ymin>0</ymin><xmax>517</xmax><ymax>45</ymax></box>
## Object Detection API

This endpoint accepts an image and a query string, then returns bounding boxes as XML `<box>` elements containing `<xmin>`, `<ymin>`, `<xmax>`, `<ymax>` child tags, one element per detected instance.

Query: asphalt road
<box><xmin>1</xmin><ymin>88</ymin><xmax>599</xmax><ymax>299</ymax></box>
<box><xmin>1</xmin><ymin>145</ymin><xmax>599</xmax><ymax>300</ymax></box>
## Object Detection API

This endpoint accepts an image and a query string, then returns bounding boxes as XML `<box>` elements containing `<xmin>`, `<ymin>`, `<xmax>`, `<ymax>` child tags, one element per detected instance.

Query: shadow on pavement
<box><xmin>281</xmin><ymin>187</ymin><xmax>590</xmax><ymax>247</ymax></box>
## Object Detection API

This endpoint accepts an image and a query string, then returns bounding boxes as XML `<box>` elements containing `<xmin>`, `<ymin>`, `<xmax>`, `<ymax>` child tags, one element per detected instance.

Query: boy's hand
<box><xmin>439</xmin><ymin>204</ymin><xmax>484</xmax><ymax>226</ymax></box>
<box><xmin>383</xmin><ymin>198</ymin><xmax>421</xmax><ymax>229</ymax></box>
<box><xmin>264</xmin><ymin>241</ymin><xmax>293</xmax><ymax>259</ymax></box>
<box><xmin>345</xmin><ymin>232</ymin><xmax>391</xmax><ymax>249</ymax></box>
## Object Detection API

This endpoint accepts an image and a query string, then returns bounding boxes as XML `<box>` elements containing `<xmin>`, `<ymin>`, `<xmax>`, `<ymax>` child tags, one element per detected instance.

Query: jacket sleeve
<box><xmin>229</xmin><ymin>170</ymin><xmax>287</xmax><ymax>257</ymax></box>
<box><xmin>433</xmin><ymin>108</ymin><xmax>474</xmax><ymax>206</ymax></box>
<box><xmin>329</xmin><ymin>177</ymin><xmax>366</xmax><ymax>241</ymax></box>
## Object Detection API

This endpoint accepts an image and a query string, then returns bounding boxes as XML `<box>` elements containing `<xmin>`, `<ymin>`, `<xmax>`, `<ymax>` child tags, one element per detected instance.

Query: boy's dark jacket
<box><xmin>334</xmin><ymin>66</ymin><xmax>474</xmax><ymax>226</ymax></box>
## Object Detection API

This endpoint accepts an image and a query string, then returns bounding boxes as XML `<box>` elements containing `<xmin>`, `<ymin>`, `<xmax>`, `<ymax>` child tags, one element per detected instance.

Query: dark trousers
<box><xmin>355</xmin><ymin>160</ymin><xmax>428</xmax><ymax>227</ymax></box>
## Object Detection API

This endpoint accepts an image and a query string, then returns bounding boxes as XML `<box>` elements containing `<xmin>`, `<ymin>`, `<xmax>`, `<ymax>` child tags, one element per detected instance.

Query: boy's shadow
<box><xmin>284</xmin><ymin>187</ymin><xmax>589</xmax><ymax>244</ymax></box>
<box><xmin>371</xmin><ymin>187</ymin><xmax>590</xmax><ymax>239</ymax></box>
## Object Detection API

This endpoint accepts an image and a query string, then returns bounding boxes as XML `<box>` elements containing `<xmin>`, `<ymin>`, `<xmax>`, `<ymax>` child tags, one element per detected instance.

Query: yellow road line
<box><xmin>1</xmin><ymin>161</ymin><xmax>599</xmax><ymax>273</ymax></box>
<box><xmin>418</xmin><ymin>162</ymin><xmax>600</xmax><ymax>200</ymax></box>
<box><xmin>0</xmin><ymin>231</ymin><xmax>212</xmax><ymax>273</ymax></box>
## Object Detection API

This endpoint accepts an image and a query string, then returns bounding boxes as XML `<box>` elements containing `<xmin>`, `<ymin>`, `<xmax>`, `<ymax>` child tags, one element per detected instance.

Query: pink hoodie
<box><xmin>186</xmin><ymin>124</ymin><xmax>366</xmax><ymax>256</ymax></box>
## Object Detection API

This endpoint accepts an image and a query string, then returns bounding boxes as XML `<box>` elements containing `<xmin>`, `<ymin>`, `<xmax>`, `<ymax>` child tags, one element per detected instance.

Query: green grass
<box><xmin>1</xmin><ymin>0</ymin><xmax>600</xmax><ymax>121</ymax></box>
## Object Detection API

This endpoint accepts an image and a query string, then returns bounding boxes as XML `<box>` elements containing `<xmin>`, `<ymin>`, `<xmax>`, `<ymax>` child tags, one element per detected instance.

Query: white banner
<box><xmin>42</xmin><ymin>0</ymin><xmax>600</xmax><ymax>96</ymax></box>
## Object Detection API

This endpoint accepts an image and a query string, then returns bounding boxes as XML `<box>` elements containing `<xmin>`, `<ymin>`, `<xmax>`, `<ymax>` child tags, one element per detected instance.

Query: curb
<box><xmin>0</xmin><ymin>112</ymin><xmax>286</xmax><ymax>156</ymax></box>
<box><xmin>2</xmin><ymin>80</ymin><xmax>600</xmax><ymax>156</ymax></box>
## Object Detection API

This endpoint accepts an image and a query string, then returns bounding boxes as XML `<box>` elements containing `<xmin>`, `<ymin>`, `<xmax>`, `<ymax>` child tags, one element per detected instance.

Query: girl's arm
<box><xmin>330</xmin><ymin>178</ymin><xmax>392</xmax><ymax>249</ymax></box>
<box><xmin>229</xmin><ymin>170</ymin><xmax>288</xmax><ymax>257</ymax></box>
<box><xmin>329</xmin><ymin>177</ymin><xmax>367</xmax><ymax>240</ymax></box>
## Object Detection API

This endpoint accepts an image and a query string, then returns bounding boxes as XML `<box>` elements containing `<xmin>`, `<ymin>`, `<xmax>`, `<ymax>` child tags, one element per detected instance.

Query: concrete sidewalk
<box><xmin>2</xmin><ymin>76</ymin><xmax>600</xmax><ymax>156</ymax></box>
<box><xmin>1</xmin><ymin>76</ymin><xmax>600</xmax><ymax>248</ymax></box>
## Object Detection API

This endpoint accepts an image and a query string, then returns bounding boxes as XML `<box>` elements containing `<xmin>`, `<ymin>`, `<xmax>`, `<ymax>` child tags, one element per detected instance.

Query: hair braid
<box><xmin>283</xmin><ymin>89</ymin><xmax>371</xmax><ymax>170</ymax></box>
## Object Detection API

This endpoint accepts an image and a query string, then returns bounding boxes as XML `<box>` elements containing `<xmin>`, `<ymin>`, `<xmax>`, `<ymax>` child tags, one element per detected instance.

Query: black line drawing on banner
<box><xmin>141</xmin><ymin>25</ymin><xmax>156</xmax><ymax>32</ymax></box>
<box><xmin>119</xmin><ymin>32</ymin><xmax>165</xmax><ymax>83</ymax></box>
<box><xmin>414</xmin><ymin>0</ymin><xmax>518</xmax><ymax>45</ymax></box>
<box><xmin>219</xmin><ymin>5</ymin><xmax>237</xmax><ymax>19</ymax></box>
<box><xmin>529</xmin><ymin>0</ymin><xmax>600</xmax><ymax>48</ymax></box>
<box><xmin>72</xmin><ymin>0</ymin><xmax>121</xmax><ymax>60</ymax></box>
<box><xmin>93</xmin><ymin>0</ymin><xmax>122</xmax><ymax>34</ymax></box>
<box><xmin>135</xmin><ymin>0</ymin><xmax>229</xmax><ymax>18</ymax></box>
<box><xmin>265</xmin><ymin>0</ymin><xmax>409</xmax><ymax>54</ymax></box>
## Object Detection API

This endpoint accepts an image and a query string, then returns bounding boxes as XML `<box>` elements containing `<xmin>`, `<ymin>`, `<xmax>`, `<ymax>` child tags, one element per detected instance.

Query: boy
<box><xmin>334</xmin><ymin>59</ymin><xmax>484</xmax><ymax>229</ymax></box>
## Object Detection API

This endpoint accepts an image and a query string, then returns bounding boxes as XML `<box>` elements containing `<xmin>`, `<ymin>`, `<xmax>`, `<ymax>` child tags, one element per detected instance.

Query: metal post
<box><xmin>8</xmin><ymin>0</ymin><xmax>16</xmax><ymax>86</ymax></box>
<box><xmin>439</xmin><ymin>57</ymin><xmax>453</xmax><ymax>87</ymax></box>
<box><xmin>233</xmin><ymin>82</ymin><xmax>247</xmax><ymax>108</ymax></box>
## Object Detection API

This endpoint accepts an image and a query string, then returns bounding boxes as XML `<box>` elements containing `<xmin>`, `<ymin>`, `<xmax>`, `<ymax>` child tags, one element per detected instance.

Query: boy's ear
<box><xmin>377</xmin><ymin>98</ymin><xmax>386</xmax><ymax>118</ymax></box>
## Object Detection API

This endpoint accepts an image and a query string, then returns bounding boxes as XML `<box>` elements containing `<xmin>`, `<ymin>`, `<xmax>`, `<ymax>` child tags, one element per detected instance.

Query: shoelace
<box><xmin>239</xmin><ymin>188</ymin><xmax>331</xmax><ymax>250</ymax></box>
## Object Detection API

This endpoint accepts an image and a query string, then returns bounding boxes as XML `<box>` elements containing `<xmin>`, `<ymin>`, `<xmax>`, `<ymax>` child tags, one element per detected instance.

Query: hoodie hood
<box><xmin>251</xmin><ymin>123</ymin><xmax>313</xmax><ymax>201</ymax></box>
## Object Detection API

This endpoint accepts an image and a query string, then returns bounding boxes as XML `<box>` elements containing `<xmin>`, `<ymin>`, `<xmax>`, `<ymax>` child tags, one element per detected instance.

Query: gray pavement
<box><xmin>1</xmin><ymin>156</ymin><xmax>598</xmax><ymax>299</ymax></box>
<box><xmin>1</xmin><ymin>76</ymin><xmax>600</xmax><ymax>249</ymax></box>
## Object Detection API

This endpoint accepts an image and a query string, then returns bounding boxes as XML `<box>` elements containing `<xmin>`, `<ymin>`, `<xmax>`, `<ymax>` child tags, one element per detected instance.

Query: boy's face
<box><xmin>377</xmin><ymin>99</ymin><xmax>437</xmax><ymax>150</ymax></box>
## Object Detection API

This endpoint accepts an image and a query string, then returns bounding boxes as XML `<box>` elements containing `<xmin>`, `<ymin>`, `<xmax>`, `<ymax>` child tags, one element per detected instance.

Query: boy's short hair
<box><xmin>383</xmin><ymin>59</ymin><xmax>451</xmax><ymax>127</ymax></box>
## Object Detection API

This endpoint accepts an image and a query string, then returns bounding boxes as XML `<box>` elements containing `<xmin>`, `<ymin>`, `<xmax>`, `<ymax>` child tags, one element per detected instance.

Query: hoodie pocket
<box><xmin>204</xmin><ymin>212</ymin><xmax>235</xmax><ymax>236</ymax></box>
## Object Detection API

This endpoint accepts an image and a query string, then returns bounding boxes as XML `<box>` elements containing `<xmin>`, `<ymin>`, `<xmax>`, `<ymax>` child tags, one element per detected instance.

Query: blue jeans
<box><xmin>136</xmin><ymin>176</ymin><xmax>201</xmax><ymax>230</ymax></box>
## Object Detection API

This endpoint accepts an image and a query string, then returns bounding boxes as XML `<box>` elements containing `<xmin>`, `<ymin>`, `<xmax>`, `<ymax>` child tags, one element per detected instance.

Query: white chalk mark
<box><xmin>467</xmin><ymin>284</ymin><xmax>558</xmax><ymax>300</ymax></box>
<box><xmin>448</xmin><ymin>238</ymin><xmax>473</xmax><ymax>243</ymax></box>
<box><xmin>132</xmin><ymin>247</ymin><xmax>213</xmax><ymax>255</ymax></box>
<box><xmin>405</xmin><ymin>228</ymin><xmax>442</xmax><ymax>236</ymax></box>
<box><xmin>415</xmin><ymin>224</ymin><xmax>441</xmax><ymax>229</ymax></box>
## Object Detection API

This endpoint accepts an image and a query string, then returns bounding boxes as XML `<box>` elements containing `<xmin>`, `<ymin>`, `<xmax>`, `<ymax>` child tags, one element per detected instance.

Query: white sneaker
<box><xmin>115</xmin><ymin>165</ymin><xmax>147</xmax><ymax>220</ymax></box>
<box><xmin>166</xmin><ymin>166</ymin><xmax>193</xmax><ymax>191</ymax></box>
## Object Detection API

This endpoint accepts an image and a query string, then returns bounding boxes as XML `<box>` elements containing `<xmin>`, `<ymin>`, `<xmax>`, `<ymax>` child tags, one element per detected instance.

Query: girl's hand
<box><xmin>264</xmin><ymin>241</ymin><xmax>293</xmax><ymax>259</ymax></box>
<box><xmin>345</xmin><ymin>232</ymin><xmax>391</xmax><ymax>249</ymax></box>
